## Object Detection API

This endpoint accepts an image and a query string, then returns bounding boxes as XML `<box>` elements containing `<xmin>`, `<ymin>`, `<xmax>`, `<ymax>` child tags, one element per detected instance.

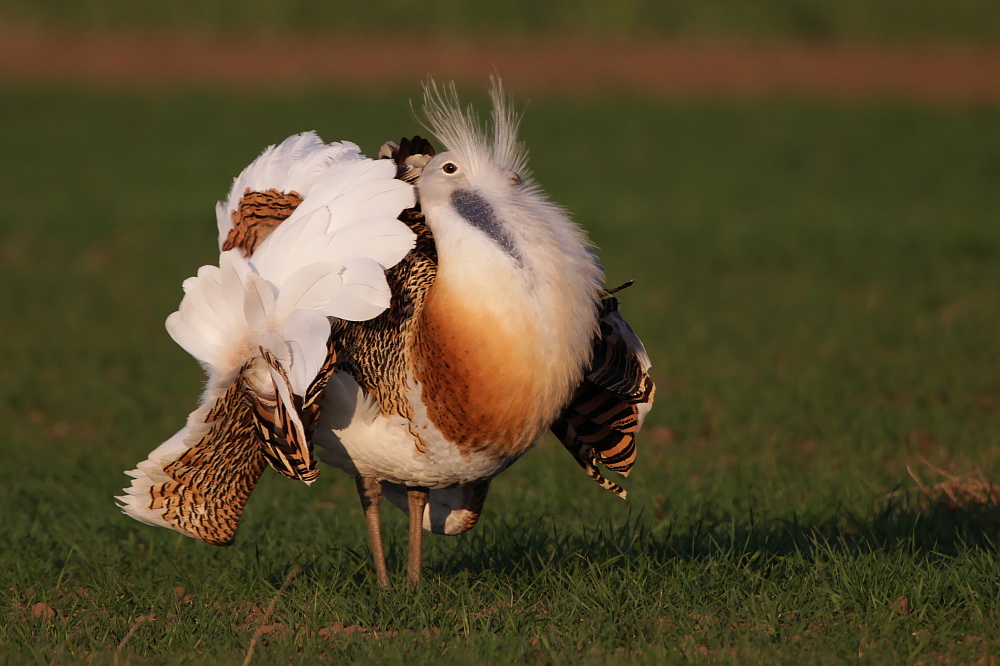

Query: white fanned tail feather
<box><xmin>118</xmin><ymin>425</ymin><xmax>196</xmax><ymax>532</ymax></box>
<box><xmin>118</xmin><ymin>136</ymin><xmax>416</xmax><ymax>543</ymax></box>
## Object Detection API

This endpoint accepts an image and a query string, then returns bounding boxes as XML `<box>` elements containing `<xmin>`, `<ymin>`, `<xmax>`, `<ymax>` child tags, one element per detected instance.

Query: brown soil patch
<box><xmin>2</xmin><ymin>25</ymin><xmax>1000</xmax><ymax>104</ymax></box>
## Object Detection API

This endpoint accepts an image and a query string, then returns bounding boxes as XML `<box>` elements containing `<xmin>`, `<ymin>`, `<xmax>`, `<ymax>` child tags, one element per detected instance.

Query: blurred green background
<box><xmin>1</xmin><ymin>4</ymin><xmax>999</xmax><ymax>664</ymax></box>
<box><xmin>3</xmin><ymin>0</ymin><xmax>1000</xmax><ymax>44</ymax></box>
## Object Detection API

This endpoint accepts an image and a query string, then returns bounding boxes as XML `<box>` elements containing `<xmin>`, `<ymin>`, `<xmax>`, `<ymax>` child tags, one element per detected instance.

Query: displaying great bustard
<box><xmin>118</xmin><ymin>80</ymin><xmax>654</xmax><ymax>587</ymax></box>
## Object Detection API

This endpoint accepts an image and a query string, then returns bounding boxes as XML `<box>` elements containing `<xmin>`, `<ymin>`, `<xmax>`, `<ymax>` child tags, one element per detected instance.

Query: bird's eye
<box><xmin>442</xmin><ymin>162</ymin><xmax>458</xmax><ymax>174</ymax></box>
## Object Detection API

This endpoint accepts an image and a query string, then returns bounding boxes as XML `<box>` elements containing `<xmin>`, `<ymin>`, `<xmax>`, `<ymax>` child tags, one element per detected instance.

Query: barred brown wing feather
<box><xmin>551</xmin><ymin>415</ymin><xmax>628</xmax><ymax>499</ymax></box>
<box><xmin>587</xmin><ymin>301</ymin><xmax>654</xmax><ymax>405</ymax></box>
<box><xmin>552</xmin><ymin>295</ymin><xmax>655</xmax><ymax>498</ymax></box>
<box><xmin>148</xmin><ymin>372</ymin><xmax>268</xmax><ymax>546</ymax></box>
<box><xmin>248</xmin><ymin>347</ymin><xmax>320</xmax><ymax>484</ymax></box>
<box><xmin>302</xmin><ymin>334</ymin><xmax>338</xmax><ymax>435</ymax></box>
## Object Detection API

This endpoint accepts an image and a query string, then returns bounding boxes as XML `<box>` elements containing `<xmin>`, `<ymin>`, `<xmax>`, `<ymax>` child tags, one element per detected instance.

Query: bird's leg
<box><xmin>406</xmin><ymin>486</ymin><xmax>430</xmax><ymax>586</ymax></box>
<box><xmin>355</xmin><ymin>476</ymin><xmax>390</xmax><ymax>589</ymax></box>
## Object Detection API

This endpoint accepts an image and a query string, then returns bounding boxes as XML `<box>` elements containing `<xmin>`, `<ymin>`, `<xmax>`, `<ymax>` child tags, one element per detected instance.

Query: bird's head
<box><xmin>420</xmin><ymin>152</ymin><xmax>524</xmax><ymax>202</ymax></box>
<box><xmin>416</xmin><ymin>78</ymin><xmax>581</xmax><ymax>271</ymax></box>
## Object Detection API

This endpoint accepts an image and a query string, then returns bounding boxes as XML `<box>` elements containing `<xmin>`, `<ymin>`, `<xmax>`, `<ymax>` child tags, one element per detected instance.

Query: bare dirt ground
<box><xmin>2</xmin><ymin>25</ymin><xmax>1000</xmax><ymax>104</ymax></box>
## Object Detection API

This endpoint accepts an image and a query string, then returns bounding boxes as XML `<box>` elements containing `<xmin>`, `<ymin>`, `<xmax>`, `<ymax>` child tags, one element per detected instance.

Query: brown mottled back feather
<box><xmin>330</xmin><ymin>139</ymin><xmax>439</xmax><ymax>425</ymax></box>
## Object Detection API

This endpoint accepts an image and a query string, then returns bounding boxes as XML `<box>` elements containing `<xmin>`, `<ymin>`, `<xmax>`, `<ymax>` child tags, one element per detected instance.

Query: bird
<box><xmin>118</xmin><ymin>79</ymin><xmax>654</xmax><ymax>588</ymax></box>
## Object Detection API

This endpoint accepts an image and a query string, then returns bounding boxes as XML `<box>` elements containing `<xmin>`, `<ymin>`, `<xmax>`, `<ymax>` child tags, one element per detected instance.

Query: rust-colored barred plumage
<box><xmin>151</xmin><ymin>364</ymin><xmax>269</xmax><ymax>546</ymax></box>
<box><xmin>551</xmin><ymin>293</ymin><xmax>655</xmax><ymax>499</ymax></box>
<box><xmin>222</xmin><ymin>188</ymin><xmax>304</xmax><ymax>257</ymax></box>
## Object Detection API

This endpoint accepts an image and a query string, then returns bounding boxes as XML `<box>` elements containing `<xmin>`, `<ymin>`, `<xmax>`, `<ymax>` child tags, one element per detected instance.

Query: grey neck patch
<box><xmin>450</xmin><ymin>189</ymin><xmax>520</xmax><ymax>262</ymax></box>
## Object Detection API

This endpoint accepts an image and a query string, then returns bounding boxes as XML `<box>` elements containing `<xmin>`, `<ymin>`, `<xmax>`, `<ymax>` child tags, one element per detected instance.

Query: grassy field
<box><xmin>1</xmin><ymin>86</ymin><xmax>999</xmax><ymax>663</ymax></box>
<box><xmin>3</xmin><ymin>0</ymin><xmax>1000</xmax><ymax>45</ymax></box>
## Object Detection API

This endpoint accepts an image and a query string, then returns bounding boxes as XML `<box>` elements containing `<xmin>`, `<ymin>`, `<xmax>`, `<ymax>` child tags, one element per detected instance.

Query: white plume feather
<box><xmin>422</xmin><ymin>77</ymin><xmax>530</xmax><ymax>179</ymax></box>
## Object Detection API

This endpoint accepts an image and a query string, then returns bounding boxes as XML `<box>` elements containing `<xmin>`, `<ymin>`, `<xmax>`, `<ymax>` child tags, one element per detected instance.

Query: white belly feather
<box><xmin>312</xmin><ymin>372</ymin><xmax>519</xmax><ymax>489</ymax></box>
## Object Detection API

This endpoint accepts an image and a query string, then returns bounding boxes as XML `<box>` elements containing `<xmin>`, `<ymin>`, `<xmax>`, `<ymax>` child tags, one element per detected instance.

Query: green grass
<box><xmin>3</xmin><ymin>0</ymin><xmax>1000</xmax><ymax>46</ymax></box>
<box><xmin>1</xmin><ymin>86</ymin><xmax>999</xmax><ymax>663</ymax></box>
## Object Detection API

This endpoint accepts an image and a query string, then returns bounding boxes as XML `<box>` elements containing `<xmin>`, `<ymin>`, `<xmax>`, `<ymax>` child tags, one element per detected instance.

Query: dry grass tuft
<box><xmin>892</xmin><ymin>458</ymin><xmax>999</xmax><ymax>511</ymax></box>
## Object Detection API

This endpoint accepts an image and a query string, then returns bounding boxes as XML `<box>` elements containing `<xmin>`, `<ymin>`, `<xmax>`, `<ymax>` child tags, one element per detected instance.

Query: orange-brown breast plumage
<box><xmin>414</xmin><ymin>280</ymin><xmax>547</xmax><ymax>459</ymax></box>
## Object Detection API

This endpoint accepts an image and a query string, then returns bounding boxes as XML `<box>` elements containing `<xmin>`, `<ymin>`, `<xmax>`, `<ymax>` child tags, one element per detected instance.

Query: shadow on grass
<box><xmin>432</xmin><ymin>494</ymin><xmax>1000</xmax><ymax>578</ymax></box>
